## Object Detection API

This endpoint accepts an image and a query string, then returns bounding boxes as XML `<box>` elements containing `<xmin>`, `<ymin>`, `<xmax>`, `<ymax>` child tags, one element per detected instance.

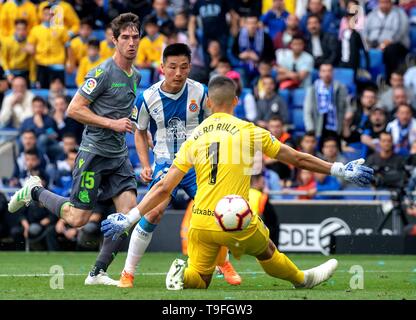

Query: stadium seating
<box><xmin>92</xmin><ymin>29</ymin><xmax>106</xmax><ymax>41</ymax></box>
<box><xmin>333</xmin><ymin>68</ymin><xmax>356</xmax><ymax>95</ymax></box>
<box><xmin>410</xmin><ymin>26</ymin><xmax>416</xmax><ymax>54</ymax></box>
<box><xmin>139</xmin><ymin>68</ymin><xmax>153</xmax><ymax>88</ymax></box>
<box><xmin>291</xmin><ymin>108</ymin><xmax>305</xmax><ymax>132</ymax></box>
<box><xmin>361</xmin><ymin>49</ymin><xmax>385</xmax><ymax>80</ymax></box>
<box><xmin>292</xmin><ymin>88</ymin><xmax>306</xmax><ymax>108</ymax></box>
<box><xmin>65</xmin><ymin>71</ymin><xmax>77</xmax><ymax>89</ymax></box>
<box><xmin>31</xmin><ymin>89</ymin><xmax>49</xmax><ymax>100</ymax></box>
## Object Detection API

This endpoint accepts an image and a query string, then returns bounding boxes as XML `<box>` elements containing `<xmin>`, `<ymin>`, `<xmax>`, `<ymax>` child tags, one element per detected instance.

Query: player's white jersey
<box><xmin>131</xmin><ymin>78</ymin><xmax>209</xmax><ymax>163</ymax></box>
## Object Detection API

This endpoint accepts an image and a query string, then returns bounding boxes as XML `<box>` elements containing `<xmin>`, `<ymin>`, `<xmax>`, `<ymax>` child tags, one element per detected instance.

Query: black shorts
<box><xmin>70</xmin><ymin>150</ymin><xmax>137</xmax><ymax>210</ymax></box>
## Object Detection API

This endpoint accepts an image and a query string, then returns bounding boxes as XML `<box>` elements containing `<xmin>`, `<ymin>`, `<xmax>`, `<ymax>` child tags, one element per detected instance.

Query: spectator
<box><xmin>209</xmin><ymin>56</ymin><xmax>232</xmax><ymax>79</ymax></box>
<box><xmin>11</xmin><ymin>148</ymin><xmax>50</xmax><ymax>188</ymax></box>
<box><xmin>364</xmin><ymin>0</ymin><xmax>409</xmax><ymax>83</ymax></box>
<box><xmin>174</xmin><ymin>9</ymin><xmax>189</xmax><ymax>34</ymax></box>
<box><xmin>232</xmin><ymin>0</ymin><xmax>262</xmax><ymax>18</ymax></box>
<box><xmin>76</xmin><ymin>39</ymin><xmax>103</xmax><ymax>87</ymax></box>
<box><xmin>148</xmin><ymin>0</ymin><xmax>175</xmax><ymax>36</ymax></box>
<box><xmin>188</xmin><ymin>0</ymin><xmax>232</xmax><ymax>53</ymax></box>
<box><xmin>69</xmin><ymin>0</ymin><xmax>112</xmax><ymax>29</ymax></box>
<box><xmin>366</xmin><ymin>131</ymin><xmax>406</xmax><ymax>189</ymax></box>
<box><xmin>338</xmin><ymin>0</ymin><xmax>366</xmax><ymax>39</ymax></box>
<box><xmin>1</xmin><ymin>19</ymin><xmax>35</xmax><ymax>85</ymax></box>
<box><xmin>252</xmin><ymin>59</ymin><xmax>274</xmax><ymax>98</ymax></box>
<box><xmin>207</xmin><ymin>40</ymin><xmax>223</xmax><ymax>74</ymax></box>
<box><xmin>386</xmin><ymin>104</ymin><xmax>416</xmax><ymax>156</ymax></box>
<box><xmin>37</xmin><ymin>0</ymin><xmax>80</xmax><ymax>38</ymax></box>
<box><xmin>232</xmin><ymin>15</ymin><xmax>275</xmax><ymax>84</ymax></box>
<box><xmin>226</xmin><ymin>70</ymin><xmax>257</xmax><ymax>121</ymax></box>
<box><xmin>305</xmin><ymin>14</ymin><xmax>339</xmax><ymax>69</ymax></box>
<box><xmin>295</xmin><ymin>169</ymin><xmax>316</xmax><ymax>199</ymax></box>
<box><xmin>298</xmin><ymin>130</ymin><xmax>318</xmax><ymax>155</ymax></box>
<box><xmin>299</xmin><ymin>0</ymin><xmax>337</xmax><ymax>35</ymax></box>
<box><xmin>337</xmin><ymin>0</ymin><xmax>369</xmax><ymax>76</ymax></box>
<box><xmin>51</xmin><ymin>95</ymin><xmax>84</xmax><ymax>144</ymax></box>
<box><xmin>256</xmin><ymin>75</ymin><xmax>289</xmax><ymax>126</ymax></box>
<box><xmin>135</xmin><ymin>16</ymin><xmax>166</xmax><ymax>77</ymax></box>
<box><xmin>264</xmin><ymin>116</ymin><xmax>295</xmax><ymax>184</ymax></box>
<box><xmin>318</xmin><ymin>135</ymin><xmax>347</xmax><ymax>164</ymax></box>
<box><xmin>0</xmin><ymin>66</ymin><xmax>9</xmax><ymax>109</ymax></box>
<box><xmin>20</xmin><ymin>96</ymin><xmax>61</xmax><ymax>162</ymax></box>
<box><xmin>273</xmin><ymin>14</ymin><xmax>302</xmax><ymax>50</ymax></box>
<box><xmin>313</xmin><ymin>171</ymin><xmax>342</xmax><ymax>199</ymax></box>
<box><xmin>343</xmin><ymin>87</ymin><xmax>378</xmax><ymax>144</ymax></box>
<box><xmin>249</xmin><ymin>173</ymin><xmax>280</xmax><ymax>244</ymax></box>
<box><xmin>275</xmin><ymin>34</ymin><xmax>314</xmax><ymax>89</ymax></box>
<box><xmin>66</xmin><ymin>17</ymin><xmax>94</xmax><ymax>73</ymax></box>
<box><xmin>361</xmin><ymin>105</ymin><xmax>388</xmax><ymax>157</ymax></box>
<box><xmin>261</xmin><ymin>0</ymin><xmax>289</xmax><ymax>39</ymax></box>
<box><xmin>380</xmin><ymin>72</ymin><xmax>415</xmax><ymax>114</ymax></box>
<box><xmin>0</xmin><ymin>77</ymin><xmax>34</xmax><ymax>129</ymax></box>
<box><xmin>48</xmin><ymin>78</ymin><xmax>69</xmax><ymax>109</ymax></box>
<box><xmin>53</xmin><ymin>147</ymin><xmax>77</xmax><ymax>197</ymax></box>
<box><xmin>0</xmin><ymin>0</ymin><xmax>38</xmax><ymax>37</ymax></box>
<box><xmin>99</xmin><ymin>25</ymin><xmax>116</xmax><ymax>60</ymax></box>
<box><xmin>389</xmin><ymin>86</ymin><xmax>412</xmax><ymax>117</ymax></box>
<box><xmin>10</xmin><ymin>130</ymin><xmax>49</xmax><ymax>188</ymax></box>
<box><xmin>27</xmin><ymin>6</ymin><xmax>70</xmax><ymax>88</ymax></box>
<box><xmin>304</xmin><ymin>63</ymin><xmax>348</xmax><ymax>140</ymax></box>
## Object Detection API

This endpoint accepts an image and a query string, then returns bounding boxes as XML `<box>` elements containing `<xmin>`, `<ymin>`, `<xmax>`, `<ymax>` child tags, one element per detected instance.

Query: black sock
<box><xmin>90</xmin><ymin>233</ymin><xmax>128</xmax><ymax>276</ymax></box>
<box><xmin>32</xmin><ymin>187</ymin><xmax>69</xmax><ymax>218</ymax></box>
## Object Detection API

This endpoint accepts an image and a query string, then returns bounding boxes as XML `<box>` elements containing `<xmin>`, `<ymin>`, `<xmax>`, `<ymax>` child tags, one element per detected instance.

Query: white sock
<box><xmin>123</xmin><ymin>223</ymin><xmax>153</xmax><ymax>275</ymax></box>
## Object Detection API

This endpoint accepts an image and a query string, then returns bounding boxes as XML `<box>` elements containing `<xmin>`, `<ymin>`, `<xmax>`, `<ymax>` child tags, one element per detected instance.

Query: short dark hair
<box><xmin>22</xmin><ymin>129</ymin><xmax>36</xmax><ymax>136</ymax></box>
<box><xmin>322</xmin><ymin>136</ymin><xmax>338</xmax><ymax>146</ymax></box>
<box><xmin>15</xmin><ymin>19</ymin><xmax>28</xmax><ymax>27</ymax></box>
<box><xmin>24</xmin><ymin>148</ymin><xmax>39</xmax><ymax>157</ymax></box>
<box><xmin>362</xmin><ymin>86</ymin><xmax>378</xmax><ymax>96</ymax></box>
<box><xmin>62</xmin><ymin>132</ymin><xmax>77</xmax><ymax>140</ymax></box>
<box><xmin>32</xmin><ymin>96</ymin><xmax>46</xmax><ymax>106</ymax></box>
<box><xmin>218</xmin><ymin>56</ymin><xmax>231</xmax><ymax>65</ymax></box>
<box><xmin>143</xmin><ymin>15</ymin><xmax>158</xmax><ymax>27</ymax></box>
<box><xmin>80</xmin><ymin>17</ymin><xmax>94</xmax><ymax>28</ymax></box>
<box><xmin>208</xmin><ymin>76</ymin><xmax>237</xmax><ymax>105</ymax></box>
<box><xmin>307</xmin><ymin>13</ymin><xmax>321</xmax><ymax>23</ymax></box>
<box><xmin>88</xmin><ymin>39</ymin><xmax>100</xmax><ymax>48</ymax></box>
<box><xmin>269</xmin><ymin>115</ymin><xmax>284</xmax><ymax>124</ymax></box>
<box><xmin>162</xmin><ymin>43</ymin><xmax>192</xmax><ymax>63</ymax></box>
<box><xmin>111</xmin><ymin>13</ymin><xmax>141</xmax><ymax>40</ymax></box>
<box><xmin>290</xmin><ymin>33</ymin><xmax>305</xmax><ymax>44</ymax></box>
<box><xmin>380</xmin><ymin>131</ymin><xmax>393</xmax><ymax>139</ymax></box>
<box><xmin>397</xmin><ymin>103</ymin><xmax>413</xmax><ymax>112</ymax></box>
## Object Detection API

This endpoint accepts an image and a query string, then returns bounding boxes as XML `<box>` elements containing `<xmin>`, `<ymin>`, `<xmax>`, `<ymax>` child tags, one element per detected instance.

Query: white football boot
<box><xmin>84</xmin><ymin>270</ymin><xmax>119</xmax><ymax>286</ymax></box>
<box><xmin>295</xmin><ymin>259</ymin><xmax>338</xmax><ymax>289</ymax></box>
<box><xmin>8</xmin><ymin>176</ymin><xmax>42</xmax><ymax>213</ymax></box>
<box><xmin>166</xmin><ymin>258</ymin><xmax>186</xmax><ymax>290</ymax></box>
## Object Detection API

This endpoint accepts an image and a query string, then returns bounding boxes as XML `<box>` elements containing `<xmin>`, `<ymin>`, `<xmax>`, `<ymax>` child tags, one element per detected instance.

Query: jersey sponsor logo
<box><xmin>188</xmin><ymin>99</ymin><xmax>199</xmax><ymax>113</ymax></box>
<box><xmin>78</xmin><ymin>190</ymin><xmax>90</xmax><ymax>203</ymax></box>
<box><xmin>131</xmin><ymin>106</ymin><xmax>138</xmax><ymax>120</ymax></box>
<box><xmin>111</xmin><ymin>82</ymin><xmax>127</xmax><ymax>88</ymax></box>
<box><xmin>270</xmin><ymin>133</ymin><xmax>277</xmax><ymax>143</ymax></box>
<box><xmin>95</xmin><ymin>68</ymin><xmax>104</xmax><ymax>77</ymax></box>
<box><xmin>82</xmin><ymin>78</ymin><xmax>97</xmax><ymax>95</ymax></box>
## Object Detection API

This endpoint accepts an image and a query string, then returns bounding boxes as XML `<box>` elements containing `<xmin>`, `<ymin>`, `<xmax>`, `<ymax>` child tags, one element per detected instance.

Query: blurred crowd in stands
<box><xmin>1</xmin><ymin>0</ymin><xmax>416</xmax><ymax>250</ymax></box>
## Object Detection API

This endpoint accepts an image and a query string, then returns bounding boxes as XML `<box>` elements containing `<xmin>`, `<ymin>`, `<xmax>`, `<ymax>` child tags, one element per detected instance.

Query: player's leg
<box><xmin>166</xmin><ymin>228</ymin><xmax>219</xmax><ymax>290</ymax></box>
<box><xmin>86</xmin><ymin>157</ymin><xmax>138</xmax><ymax>285</ymax></box>
<box><xmin>182</xmin><ymin>170</ymin><xmax>242</xmax><ymax>286</ymax></box>
<box><xmin>85</xmin><ymin>201</ymin><xmax>126</xmax><ymax>286</ymax></box>
<box><xmin>8</xmin><ymin>175</ymin><xmax>93</xmax><ymax>228</ymax></box>
<box><xmin>249</xmin><ymin>219</ymin><xmax>338</xmax><ymax>288</ymax></box>
<box><xmin>118</xmin><ymin>197</ymin><xmax>171</xmax><ymax>288</ymax></box>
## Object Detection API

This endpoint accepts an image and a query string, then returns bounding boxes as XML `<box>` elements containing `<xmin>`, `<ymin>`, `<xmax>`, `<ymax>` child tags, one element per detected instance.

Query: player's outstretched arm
<box><xmin>101</xmin><ymin>165</ymin><xmax>185</xmax><ymax>239</ymax></box>
<box><xmin>276</xmin><ymin>144</ymin><xmax>374</xmax><ymax>186</ymax></box>
<box><xmin>135</xmin><ymin>129</ymin><xmax>153</xmax><ymax>183</ymax></box>
<box><xmin>67</xmin><ymin>93</ymin><xmax>133</xmax><ymax>133</ymax></box>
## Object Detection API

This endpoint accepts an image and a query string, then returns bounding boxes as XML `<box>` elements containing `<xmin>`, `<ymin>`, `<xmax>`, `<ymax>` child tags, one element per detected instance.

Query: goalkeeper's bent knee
<box><xmin>257</xmin><ymin>249</ymin><xmax>304</xmax><ymax>285</ymax></box>
<box><xmin>184</xmin><ymin>268</ymin><xmax>207</xmax><ymax>289</ymax></box>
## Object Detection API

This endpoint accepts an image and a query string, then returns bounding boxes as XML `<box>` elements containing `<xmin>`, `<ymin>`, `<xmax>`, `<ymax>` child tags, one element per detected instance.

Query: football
<box><xmin>214</xmin><ymin>195</ymin><xmax>253</xmax><ymax>231</ymax></box>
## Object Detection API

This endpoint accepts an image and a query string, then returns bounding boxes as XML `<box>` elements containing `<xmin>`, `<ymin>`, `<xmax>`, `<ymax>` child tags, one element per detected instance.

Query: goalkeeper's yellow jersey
<box><xmin>173</xmin><ymin>112</ymin><xmax>281</xmax><ymax>231</ymax></box>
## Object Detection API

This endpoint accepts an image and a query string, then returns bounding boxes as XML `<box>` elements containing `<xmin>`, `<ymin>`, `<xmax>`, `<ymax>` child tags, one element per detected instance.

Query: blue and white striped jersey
<box><xmin>131</xmin><ymin>78</ymin><xmax>209</xmax><ymax>163</ymax></box>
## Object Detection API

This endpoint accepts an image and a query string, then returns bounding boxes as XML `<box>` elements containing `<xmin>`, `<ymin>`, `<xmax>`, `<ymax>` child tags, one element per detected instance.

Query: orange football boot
<box><xmin>118</xmin><ymin>270</ymin><xmax>134</xmax><ymax>288</ymax></box>
<box><xmin>218</xmin><ymin>261</ymin><xmax>242</xmax><ymax>286</ymax></box>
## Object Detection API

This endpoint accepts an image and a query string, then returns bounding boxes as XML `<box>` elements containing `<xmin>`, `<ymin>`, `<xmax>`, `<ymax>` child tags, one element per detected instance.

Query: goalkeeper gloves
<box><xmin>331</xmin><ymin>158</ymin><xmax>374</xmax><ymax>186</ymax></box>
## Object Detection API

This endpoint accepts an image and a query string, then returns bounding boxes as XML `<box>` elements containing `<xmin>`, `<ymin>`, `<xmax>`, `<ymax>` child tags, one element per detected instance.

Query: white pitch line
<box><xmin>0</xmin><ymin>270</ymin><xmax>414</xmax><ymax>277</ymax></box>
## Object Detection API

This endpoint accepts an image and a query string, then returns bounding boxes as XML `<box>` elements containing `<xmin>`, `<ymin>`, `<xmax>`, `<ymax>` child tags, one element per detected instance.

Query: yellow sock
<box><xmin>257</xmin><ymin>249</ymin><xmax>304</xmax><ymax>285</ymax></box>
<box><xmin>184</xmin><ymin>268</ymin><xmax>207</xmax><ymax>289</ymax></box>
<box><xmin>215</xmin><ymin>246</ymin><xmax>228</xmax><ymax>267</ymax></box>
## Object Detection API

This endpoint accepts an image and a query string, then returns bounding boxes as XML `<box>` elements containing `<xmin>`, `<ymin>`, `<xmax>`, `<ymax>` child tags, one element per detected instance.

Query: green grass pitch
<box><xmin>0</xmin><ymin>252</ymin><xmax>415</xmax><ymax>300</ymax></box>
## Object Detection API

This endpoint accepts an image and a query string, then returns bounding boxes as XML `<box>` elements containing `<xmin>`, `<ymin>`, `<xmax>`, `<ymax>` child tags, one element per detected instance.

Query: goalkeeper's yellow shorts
<box><xmin>187</xmin><ymin>216</ymin><xmax>270</xmax><ymax>275</ymax></box>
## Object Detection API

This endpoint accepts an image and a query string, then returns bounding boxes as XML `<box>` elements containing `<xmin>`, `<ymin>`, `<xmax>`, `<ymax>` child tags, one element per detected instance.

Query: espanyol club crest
<box><xmin>188</xmin><ymin>99</ymin><xmax>199</xmax><ymax>112</ymax></box>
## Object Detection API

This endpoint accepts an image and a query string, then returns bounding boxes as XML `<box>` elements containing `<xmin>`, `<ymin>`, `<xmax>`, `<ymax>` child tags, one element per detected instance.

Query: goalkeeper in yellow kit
<box><xmin>101</xmin><ymin>76</ymin><xmax>374</xmax><ymax>290</ymax></box>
